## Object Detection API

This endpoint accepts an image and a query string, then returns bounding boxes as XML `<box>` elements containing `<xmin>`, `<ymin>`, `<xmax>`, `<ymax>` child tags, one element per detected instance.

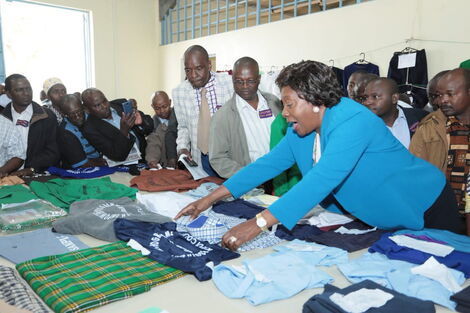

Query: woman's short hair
<box><xmin>276</xmin><ymin>60</ymin><xmax>343</xmax><ymax>107</ymax></box>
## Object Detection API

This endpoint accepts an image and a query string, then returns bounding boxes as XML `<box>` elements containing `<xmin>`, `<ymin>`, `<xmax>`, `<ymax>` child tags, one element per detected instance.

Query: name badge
<box><xmin>259</xmin><ymin>109</ymin><xmax>273</xmax><ymax>119</ymax></box>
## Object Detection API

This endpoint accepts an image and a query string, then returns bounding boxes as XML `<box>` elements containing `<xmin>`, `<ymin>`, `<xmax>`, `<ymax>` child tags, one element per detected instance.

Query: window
<box><xmin>0</xmin><ymin>0</ymin><xmax>93</xmax><ymax>102</ymax></box>
<box><xmin>161</xmin><ymin>0</ymin><xmax>369</xmax><ymax>45</ymax></box>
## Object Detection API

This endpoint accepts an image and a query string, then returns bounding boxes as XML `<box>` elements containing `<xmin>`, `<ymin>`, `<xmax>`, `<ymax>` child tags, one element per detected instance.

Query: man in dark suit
<box><xmin>146</xmin><ymin>91</ymin><xmax>178</xmax><ymax>168</ymax></box>
<box><xmin>363</xmin><ymin>77</ymin><xmax>428</xmax><ymax>149</ymax></box>
<box><xmin>81</xmin><ymin>88</ymin><xmax>138</xmax><ymax>164</ymax></box>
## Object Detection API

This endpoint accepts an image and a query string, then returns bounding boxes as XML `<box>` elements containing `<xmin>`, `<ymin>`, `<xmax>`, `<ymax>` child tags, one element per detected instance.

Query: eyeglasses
<box><xmin>233</xmin><ymin>79</ymin><xmax>259</xmax><ymax>86</ymax></box>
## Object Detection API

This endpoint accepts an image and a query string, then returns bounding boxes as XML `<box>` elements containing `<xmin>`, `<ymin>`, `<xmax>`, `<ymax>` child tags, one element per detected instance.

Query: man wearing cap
<box><xmin>1</xmin><ymin>74</ymin><xmax>60</xmax><ymax>176</ymax></box>
<box><xmin>43</xmin><ymin>77</ymin><xmax>67</xmax><ymax>123</ymax></box>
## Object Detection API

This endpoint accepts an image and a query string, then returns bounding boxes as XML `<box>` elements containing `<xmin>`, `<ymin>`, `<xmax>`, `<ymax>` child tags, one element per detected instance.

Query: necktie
<box><xmin>16</xmin><ymin>119</ymin><xmax>29</xmax><ymax>127</ymax></box>
<box><xmin>197</xmin><ymin>88</ymin><xmax>211</xmax><ymax>155</ymax></box>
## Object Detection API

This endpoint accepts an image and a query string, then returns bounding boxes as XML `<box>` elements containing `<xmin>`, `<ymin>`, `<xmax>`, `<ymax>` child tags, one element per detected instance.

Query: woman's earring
<box><xmin>312</xmin><ymin>106</ymin><xmax>320</xmax><ymax>113</ymax></box>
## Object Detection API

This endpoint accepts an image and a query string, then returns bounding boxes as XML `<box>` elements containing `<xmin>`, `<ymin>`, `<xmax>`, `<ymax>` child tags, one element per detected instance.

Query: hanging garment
<box><xmin>342</xmin><ymin>62</ymin><xmax>380</xmax><ymax>94</ymax></box>
<box><xmin>388</xmin><ymin>49</ymin><xmax>428</xmax><ymax>108</ymax></box>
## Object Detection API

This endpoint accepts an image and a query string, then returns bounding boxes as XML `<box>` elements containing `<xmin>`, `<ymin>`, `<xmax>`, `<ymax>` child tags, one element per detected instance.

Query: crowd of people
<box><xmin>1</xmin><ymin>44</ymin><xmax>469</xmax><ymax>242</ymax></box>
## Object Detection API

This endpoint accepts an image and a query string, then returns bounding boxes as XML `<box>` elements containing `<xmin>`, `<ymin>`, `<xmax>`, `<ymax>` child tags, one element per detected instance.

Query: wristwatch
<box><xmin>255</xmin><ymin>213</ymin><xmax>269</xmax><ymax>232</ymax></box>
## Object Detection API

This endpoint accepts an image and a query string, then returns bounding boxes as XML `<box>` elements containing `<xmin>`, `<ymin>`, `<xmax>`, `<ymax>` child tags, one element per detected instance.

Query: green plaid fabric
<box><xmin>16</xmin><ymin>241</ymin><xmax>184</xmax><ymax>313</ymax></box>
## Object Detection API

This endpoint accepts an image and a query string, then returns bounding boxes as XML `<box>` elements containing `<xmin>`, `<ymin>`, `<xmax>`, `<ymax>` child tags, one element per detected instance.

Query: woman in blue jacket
<box><xmin>175</xmin><ymin>60</ymin><xmax>464</xmax><ymax>251</ymax></box>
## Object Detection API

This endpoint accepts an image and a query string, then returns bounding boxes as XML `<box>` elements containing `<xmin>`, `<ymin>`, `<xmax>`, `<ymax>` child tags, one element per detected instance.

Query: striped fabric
<box><xmin>0</xmin><ymin>265</ymin><xmax>50</xmax><ymax>313</ymax></box>
<box><xmin>16</xmin><ymin>241</ymin><xmax>185</xmax><ymax>313</ymax></box>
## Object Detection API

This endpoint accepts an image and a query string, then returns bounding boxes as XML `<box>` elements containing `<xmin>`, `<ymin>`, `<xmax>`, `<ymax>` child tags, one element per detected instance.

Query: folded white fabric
<box><xmin>136</xmin><ymin>192</ymin><xmax>196</xmax><ymax>219</ymax></box>
<box><xmin>389</xmin><ymin>234</ymin><xmax>454</xmax><ymax>257</ymax></box>
<box><xmin>411</xmin><ymin>256</ymin><xmax>463</xmax><ymax>293</ymax></box>
<box><xmin>303</xmin><ymin>211</ymin><xmax>353</xmax><ymax>227</ymax></box>
<box><xmin>335</xmin><ymin>226</ymin><xmax>377</xmax><ymax>235</ymax></box>
<box><xmin>330</xmin><ymin>288</ymin><xmax>394</xmax><ymax>313</ymax></box>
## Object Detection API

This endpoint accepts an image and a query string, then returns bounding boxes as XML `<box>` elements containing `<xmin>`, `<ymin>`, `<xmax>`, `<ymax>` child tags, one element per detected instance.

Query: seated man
<box><xmin>209</xmin><ymin>57</ymin><xmax>282</xmax><ymax>178</ymax></box>
<box><xmin>410</xmin><ymin>68</ymin><xmax>470</xmax><ymax>234</ymax></box>
<box><xmin>364</xmin><ymin>78</ymin><xmax>428</xmax><ymax>148</ymax></box>
<box><xmin>0</xmin><ymin>115</ymin><xmax>25</xmax><ymax>177</ymax></box>
<box><xmin>347</xmin><ymin>70</ymin><xmax>377</xmax><ymax>103</ymax></box>
<box><xmin>81</xmin><ymin>88</ymin><xmax>138</xmax><ymax>164</ymax></box>
<box><xmin>42</xmin><ymin>77</ymin><xmax>67</xmax><ymax>123</ymax></box>
<box><xmin>1</xmin><ymin>74</ymin><xmax>60</xmax><ymax>176</ymax></box>
<box><xmin>146</xmin><ymin>91</ymin><xmax>178</xmax><ymax>168</ymax></box>
<box><xmin>425</xmin><ymin>70</ymin><xmax>450</xmax><ymax>112</ymax></box>
<box><xmin>110</xmin><ymin>98</ymin><xmax>154</xmax><ymax>160</ymax></box>
<box><xmin>57</xmin><ymin>94</ymin><xmax>106</xmax><ymax>168</ymax></box>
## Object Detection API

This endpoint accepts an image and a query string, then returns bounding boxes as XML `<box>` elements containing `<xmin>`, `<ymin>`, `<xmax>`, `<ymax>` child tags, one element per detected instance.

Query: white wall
<box><xmin>31</xmin><ymin>0</ymin><xmax>159</xmax><ymax>114</ymax></box>
<box><xmin>158</xmin><ymin>0</ymin><xmax>470</xmax><ymax>94</ymax></box>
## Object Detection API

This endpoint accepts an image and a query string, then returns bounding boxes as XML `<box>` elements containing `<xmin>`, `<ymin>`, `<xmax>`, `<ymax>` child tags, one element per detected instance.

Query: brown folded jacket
<box><xmin>130</xmin><ymin>169</ymin><xmax>224</xmax><ymax>192</ymax></box>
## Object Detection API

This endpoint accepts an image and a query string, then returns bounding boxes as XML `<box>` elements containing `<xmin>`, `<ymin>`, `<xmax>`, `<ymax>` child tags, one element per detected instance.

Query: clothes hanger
<box><xmin>329</xmin><ymin>59</ymin><xmax>335</xmax><ymax>67</ymax></box>
<box><xmin>400</xmin><ymin>46</ymin><xmax>418</xmax><ymax>54</ymax></box>
<box><xmin>267</xmin><ymin>66</ymin><xmax>276</xmax><ymax>75</ymax></box>
<box><xmin>355</xmin><ymin>52</ymin><xmax>370</xmax><ymax>64</ymax></box>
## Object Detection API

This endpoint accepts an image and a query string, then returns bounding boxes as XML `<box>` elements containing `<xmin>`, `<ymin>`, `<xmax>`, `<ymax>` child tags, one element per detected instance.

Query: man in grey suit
<box><xmin>209</xmin><ymin>57</ymin><xmax>282</xmax><ymax>178</ymax></box>
<box><xmin>146</xmin><ymin>91</ymin><xmax>178</xmax><ymax>168</ymax></box>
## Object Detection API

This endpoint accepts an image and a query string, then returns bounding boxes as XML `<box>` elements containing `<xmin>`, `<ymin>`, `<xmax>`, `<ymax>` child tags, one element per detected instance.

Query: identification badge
<box><xmin>259</xmin><ymin>108</ymin><xmax>273</xmax><ymax>118</ymax></box>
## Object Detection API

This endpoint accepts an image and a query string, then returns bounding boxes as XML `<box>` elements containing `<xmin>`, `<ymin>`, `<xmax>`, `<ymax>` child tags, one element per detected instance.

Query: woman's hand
<box><xmin>221</xmin><ymin>219</ymin><xmax>262</xmax><ymax>251</ymax></box>
<box><xmin>174</xmin><ymin>197</ymin><xmax>212</xmax><ymax>220</ymax></box>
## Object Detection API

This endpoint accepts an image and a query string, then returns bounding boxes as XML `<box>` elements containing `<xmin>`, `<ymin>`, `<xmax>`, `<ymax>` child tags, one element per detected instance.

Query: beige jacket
<box><xmin>409</xmin><ymin>109</ymin><xmax>449</xmax><ymax>173</ymax></box>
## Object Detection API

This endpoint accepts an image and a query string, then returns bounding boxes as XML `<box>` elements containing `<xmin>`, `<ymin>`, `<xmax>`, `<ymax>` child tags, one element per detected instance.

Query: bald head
<box><xmin>428</xmin><ymin>70</ymin><xmax>450</xmax><ymax>110</ymax></box>
<box><xmin>152</xmin><ymin>91</ymin><xmax>172</xmax><ymax>120</ymax></box>
<box><xmin>81</xmin><ymin>88</ymin><xmax>111</xmax><ymax>119</ymax></box>
<box><xmin>437</xmin><ymin>68</ymin><xmax>470</xmax><ymax>119</ymax></box>
<box><xmin>232</xmin><ymin>56</ymin><xmax>260</xmax><ymax>104</ymax></box>
<box><xmin>61</xmin><ymin>94</ymin><xmax>85</xmax><ymax>127</ymax></box>
<box><xmin>184</xmin><ymin>45</ymin><xmax>211</xmax><ymax>88</ymax></box>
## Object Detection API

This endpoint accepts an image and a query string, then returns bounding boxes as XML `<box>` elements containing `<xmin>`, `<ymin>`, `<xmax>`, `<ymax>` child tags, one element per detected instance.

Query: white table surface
<box><xmin>0</xmin><ymin>172</ymin><xmax>467</xmax><ymax>313</ymax></box>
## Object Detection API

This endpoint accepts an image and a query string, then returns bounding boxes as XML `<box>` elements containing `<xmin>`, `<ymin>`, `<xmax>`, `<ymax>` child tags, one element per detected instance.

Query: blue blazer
<box><xmin>224</xmin><ymin>97</ymin><xmax>446</xmax><ymax>230</ymax></box>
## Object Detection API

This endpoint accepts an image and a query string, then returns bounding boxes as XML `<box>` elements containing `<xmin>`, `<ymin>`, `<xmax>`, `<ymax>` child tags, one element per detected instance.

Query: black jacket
<box><xmin>110</xmin><ymin>99</ymin><xmax>154</xmax><ymax>160</ymax></box>
<box><xmin>1</xmin><ymin>102</ymin><xmax>60</xmax><ymax>171</ymax></box>
<box><xmin>401</xmin><ymin>106</ymin><xmax>429</xmax><ymax>137</ymax></box>
<box><xmin>81</xmin><ymin>107</ymin><xmax>136</xmax><ymax>162</ymax></box>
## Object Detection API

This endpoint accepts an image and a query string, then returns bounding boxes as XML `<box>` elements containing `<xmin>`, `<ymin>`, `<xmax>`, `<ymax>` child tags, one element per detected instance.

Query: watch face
<box><xmin>256</xmin><ymin>216</ymin><xmax>267</xmax><ymax>228</ymax></box>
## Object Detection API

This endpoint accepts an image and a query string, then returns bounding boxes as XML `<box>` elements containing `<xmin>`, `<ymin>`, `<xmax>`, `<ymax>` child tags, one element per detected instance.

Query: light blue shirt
<box><xmin>338</xmin><ymin>252</ymin><xmax>465</xmax><ymax>310</ymax></box>
<box><xmin>387</xmin><ymin>106</ymin><xmax>411</xmax><ymax>148</ymax></box>
<box><xmin>212</xmin><ymin>240</ymin><xmax>344</xmax><ymax>305</ymax></box>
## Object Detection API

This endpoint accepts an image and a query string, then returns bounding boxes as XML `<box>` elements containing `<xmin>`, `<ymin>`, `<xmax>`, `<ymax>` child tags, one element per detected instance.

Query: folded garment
<box><xmin>29</xmin><ymin>177</ymin><xmax>137</xmax><ymax>209</ymax></box>
<box><xmin>114</xmin><ymin>219</ymin><xmax>239</xmax><ymax>281</ymax></box>
<box><xmin>53</xmin><ymin>197</ymin><xmax>172</xmax><ymax>242</ymax></box>
<box><xmin>337</xmin><ymin>252</ymin><xmax>465</xmax><ymax>310</ymax></box>
<box><xmin>451</xmin><ymin>285</ymin><xmax>470</xmax><ymax>313</ymax></box>
<box><xmin>212</xmin><ymin>199</ymin><xmax>324</xmax><ymax>241</ymax></box>
<box><xmin>303</xmin><ymin>279</ymin><xmax>435</xmax><ymax>313</ymax></box>
<box><xmin>306</xmin><ymin>221</ymin><xmax>386</xmax><ymax>252</ymax></box>
<box><xmin>212</xmin><ymin>240</ymin><xmax>343</xmax><ymax>305</ymax></box>
<box><xmin>0</xmin><ymin>175</ymin><xmax>25</xmax><ymax>186</ymax></box>
<box><xmin>0</xmin><ymin>185</ymin><xmax>37</xmax><ymax>205</ymax></box>
<box><xmin>369</xmin><ymin>232</ymin><xmax>470</xmax><ymax>278</ymax></box>
<box><xmin>16</xmin><ymin>241</ymin><xmax>184</xmax><ymax>313</ymax></box>
<box><xmin>0</xmin><ymin>265</ymin><xmax>50</xmax><ymax>313</ymax></box>
<box><xmin>136</xmin><ymin>191</ymin><xmax>196</xmax><ymax>219</ymax></box>
<box><xmin>394</xmin><ymin>228</ymin><xmax>470</xmax><ymax>253</ymax></box>
<box><xmin>0</xmin><ymin>228</ymin><xmax>88</xmax><ymax>264</ymax></box>
<box><xmin>47</xmin><ymin>166</ymin><xmax>119</xmax><ymax>178</ymax></box>
<box><xmin>130</xmin><ymin>169</ymin><xmax>224</xmax><ymax>192</ymax></box>
<box><xmin>0</xmin><ymin>199</ymin><xmax>67</xmax><ymax>234</ymax></box>
<box><xmin>176</xmin><ymin>210</ymin><xmax>282</xmax><ymax>251</ymax></box>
